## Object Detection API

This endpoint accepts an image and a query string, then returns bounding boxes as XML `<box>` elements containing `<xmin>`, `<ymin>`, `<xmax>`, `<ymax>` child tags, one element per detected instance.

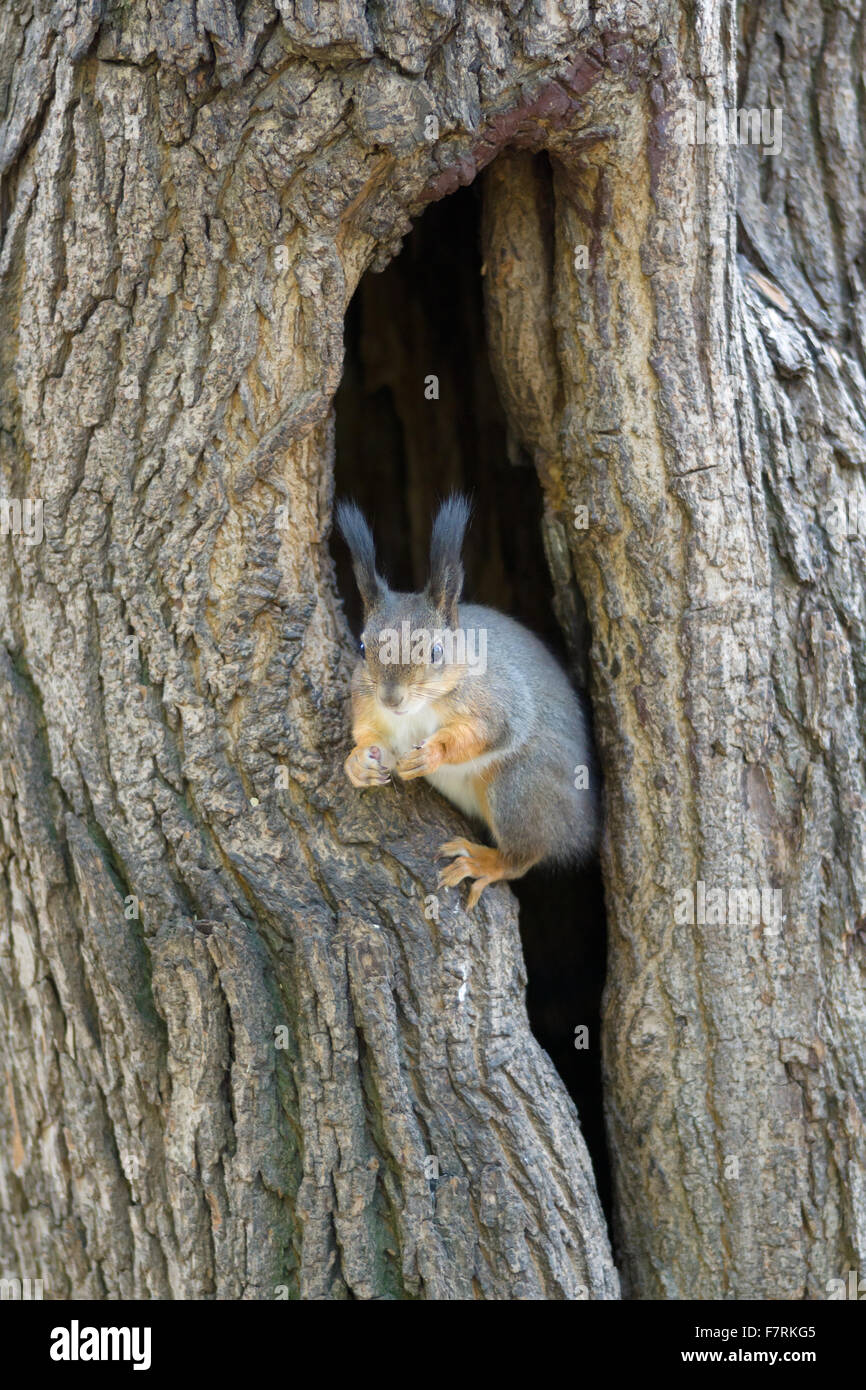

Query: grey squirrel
<box><xmin>336</xmin><ymin>495</ymin><xmax>600</xmax><ymax>908</ymax></box>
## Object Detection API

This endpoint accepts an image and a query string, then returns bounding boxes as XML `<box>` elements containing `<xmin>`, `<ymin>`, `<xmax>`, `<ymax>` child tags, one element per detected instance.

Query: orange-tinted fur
<box><xmin>336</xmin><ymin>494</ymin><xmax>600</xmax><ymax>907</ymax></box>
<box><xmin>393</xmin><ymin>714</ymin><xmax>491</xmax><ymax>780</ymax></box>
<box><xmin>437</xmin><ymin>838</ymin><xmax>543</xmax><ymax>911</ymax></box>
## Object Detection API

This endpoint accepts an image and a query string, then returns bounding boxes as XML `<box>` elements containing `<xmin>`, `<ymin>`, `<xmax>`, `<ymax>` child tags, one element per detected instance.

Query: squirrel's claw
<box><xmin>466</xmin><ymin>877</ymin><xmax>494</xmax><ymax>910</ymax></box>
<box><xmin>438</xmin><ymin>861</ymin><xmax>470</xmax><ymax>889</ymax></box>
<box><xmin>437</xmin><ymin>837</ymin><xmax>475</xmax><ymax>861</ymax></box>
<box><xmin>396</xmin><ymin>739</ymin><xmax>444</xmax><ymax>779</ymax></box>
<box><xmin>437</xmin><ymin>839</ymin><xmax>502</xmax><ymax>908</ymax></box>
<box><xmin>345</xmin><ymin>745</ymin><xmax>391</xmax><ymax>788</ymax></box>
<box><xmin>437</xmin><ymin>839</ymin><xmax>474</xmax><ymax>889</ymax></box>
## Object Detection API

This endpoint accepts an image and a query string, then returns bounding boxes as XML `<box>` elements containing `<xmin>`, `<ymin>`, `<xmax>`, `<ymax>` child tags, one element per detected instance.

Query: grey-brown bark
<box><xmin>482</xmin><ymin>2</ymin><xmax>866</xmax><ymax>1293</ymax></box>
<box><xmin>1</xmin><ymin>0</ymin><xmax>865</xmax><ymax>1301</ymax></box>
<box><xmin>0</xmin><ymin>0</ymin><xmax>620</xmax><ymax>1301</ymax></box>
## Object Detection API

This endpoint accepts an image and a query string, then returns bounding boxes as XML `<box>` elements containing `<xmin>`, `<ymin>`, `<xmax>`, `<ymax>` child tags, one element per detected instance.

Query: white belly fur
<box><xmin>376</xmin><ymin>702</ymin><xmax>491</xmax><ymax>824</ymax></box>
<box><xmin>426</xmin><ymin>762</ymin><xmax>485</xmax><ymax>821</ymax></box>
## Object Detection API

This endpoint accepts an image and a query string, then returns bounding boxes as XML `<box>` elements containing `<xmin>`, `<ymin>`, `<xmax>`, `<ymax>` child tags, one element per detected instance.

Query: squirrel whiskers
<box><xmin>336</xmin><ymin>495</ymin><xmax>600</xmax><ymax>909</ymax></box>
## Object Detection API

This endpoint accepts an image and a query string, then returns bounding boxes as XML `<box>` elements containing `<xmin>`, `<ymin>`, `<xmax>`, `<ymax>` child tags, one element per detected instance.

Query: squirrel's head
<box><xmin>336</xmin><ymin>495</ymin><xmax>472</xmax><ymax>716</ymax></box>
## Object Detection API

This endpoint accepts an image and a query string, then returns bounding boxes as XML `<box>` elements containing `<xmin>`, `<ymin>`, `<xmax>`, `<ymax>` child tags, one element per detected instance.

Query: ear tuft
<box><xmin>427</xmin><ymin>494</ymin><xmax>471</xmax><ymax>624</ymax></box>
<box><xmin>335</xmin><ymin>500</ymin><xmax>386</xmax><ymax>611</ymax></box>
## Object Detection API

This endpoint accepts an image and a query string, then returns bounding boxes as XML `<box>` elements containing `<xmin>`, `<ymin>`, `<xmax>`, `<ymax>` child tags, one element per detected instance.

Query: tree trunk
<box><xmin>1</xmin><ymin>0</ymin><xmax>864</xmax><ymax>1301</ymax></box>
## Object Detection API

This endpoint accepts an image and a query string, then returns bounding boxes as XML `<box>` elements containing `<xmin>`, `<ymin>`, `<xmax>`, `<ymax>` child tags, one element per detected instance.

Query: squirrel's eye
<box><xmin>431</xmin><ymin>642</ymin><xmax>443</xmax><ymax>665</ymax></box>
<box><xmin>359</xmin><ymin>638</ymin><xmax>366</xmax><ymax>656</ymax></box>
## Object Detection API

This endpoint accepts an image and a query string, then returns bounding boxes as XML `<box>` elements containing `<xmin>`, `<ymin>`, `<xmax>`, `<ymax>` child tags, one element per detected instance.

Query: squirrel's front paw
<box><xmin>396</xmin><ymin>739</ymin><xmax>444</xmax><ymax>780</ymax></box>
<box><xmin>345</xmin><ymin>745</ymin><xmax>391</xmax><ymax>788</ymax></box>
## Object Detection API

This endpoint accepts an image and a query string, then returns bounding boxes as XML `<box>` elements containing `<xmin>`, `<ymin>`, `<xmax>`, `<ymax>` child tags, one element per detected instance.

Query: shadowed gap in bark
<box><xmin>331</xmin><ymin>181</ymin><xmax>612</xmax><ymax>1220</ymax></box>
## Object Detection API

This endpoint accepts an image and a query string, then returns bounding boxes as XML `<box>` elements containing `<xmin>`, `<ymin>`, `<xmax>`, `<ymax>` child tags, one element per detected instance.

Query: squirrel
<box><xmin>335</xmin><ymin>495</ymin><xmax>600</xmax><ymax>909</ymax></box>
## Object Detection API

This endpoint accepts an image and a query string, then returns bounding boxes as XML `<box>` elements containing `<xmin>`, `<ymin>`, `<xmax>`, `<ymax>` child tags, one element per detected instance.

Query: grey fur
<box><xmin>427</xmin><ymin>495</ymin><xmax>471</xmax><ymax>624</ymax></box>
<box><xmin>336</xmin><ymin>500</ymin><xmax>387</xmax><ymax>610</ymax></box>
<box><xmin>339</xmin><ymin>495</ymin><xmax>599</xmax><ymax>871</ymax></box>
<box><xmin>447</xmin><ymin>604</ymin><xmax>599</xmax><ymax>866</ymax></box>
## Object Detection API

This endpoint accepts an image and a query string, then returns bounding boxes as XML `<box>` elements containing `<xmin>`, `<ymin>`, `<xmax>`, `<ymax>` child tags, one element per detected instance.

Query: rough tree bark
<box><xmin>0</xmin><ymin>0</ymin><xmax>863</xmax><ymax>1301</ymax></box>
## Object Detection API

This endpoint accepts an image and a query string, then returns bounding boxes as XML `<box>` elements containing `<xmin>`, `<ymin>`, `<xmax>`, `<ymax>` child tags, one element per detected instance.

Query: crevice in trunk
<box><xmin>332</xmin><ymin>180</ymin><xmax>612</xmax><ymax>1220</ymax></box>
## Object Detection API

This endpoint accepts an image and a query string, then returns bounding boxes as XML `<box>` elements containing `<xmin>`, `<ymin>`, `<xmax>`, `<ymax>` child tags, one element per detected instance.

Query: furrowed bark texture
<box><xmin>1</xmin><ymin>0</ymin><xmax>864</xmax><ymax>1303</ymax></box>
<box><xmin>0</xmin><ymin>0</ymin><xmax>620</xmax><ymax>1300</ymax></box>
<box><xmin>481</xmin><ymin>5</ymin><xmax>866</xmax><ymax>1297</ymax></box>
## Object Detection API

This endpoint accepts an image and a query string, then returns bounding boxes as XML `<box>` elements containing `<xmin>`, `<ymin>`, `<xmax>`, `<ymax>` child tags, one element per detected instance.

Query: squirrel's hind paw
<box><xmin>437</xmin><ymin>838</ymin><xmax>505</xmax><ymax>908</ymax></box>
<box><xmin>437</xmin><ymin>838</ymin><xmax>542</xmax><ymax>909</ymax></box>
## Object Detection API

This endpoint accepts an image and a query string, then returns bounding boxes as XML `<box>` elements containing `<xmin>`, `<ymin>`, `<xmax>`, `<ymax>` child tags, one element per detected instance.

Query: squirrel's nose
<box><xmin>381</xmin><ymin>682</ymin><xmax>405</xmax><ymax>710</ymax></box>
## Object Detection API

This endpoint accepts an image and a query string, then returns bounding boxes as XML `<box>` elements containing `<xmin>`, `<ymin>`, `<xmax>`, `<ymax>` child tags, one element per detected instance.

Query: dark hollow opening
<box><xmin>331</xmin><ymin>177</ymin><xmax>612</xmax><ymax>1221</ymax></box>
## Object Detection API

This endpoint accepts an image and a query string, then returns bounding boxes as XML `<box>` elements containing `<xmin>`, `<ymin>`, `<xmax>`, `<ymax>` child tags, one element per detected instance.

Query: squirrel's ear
<box><xmin>427</xmin><ymin>494</ymin><xmax>470</xmax><ymax>625</ymax></box>
<box><xmin>335</xmin><ymin>501</ymin><xmax>386</xmax><ymax>611</ymax></box>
